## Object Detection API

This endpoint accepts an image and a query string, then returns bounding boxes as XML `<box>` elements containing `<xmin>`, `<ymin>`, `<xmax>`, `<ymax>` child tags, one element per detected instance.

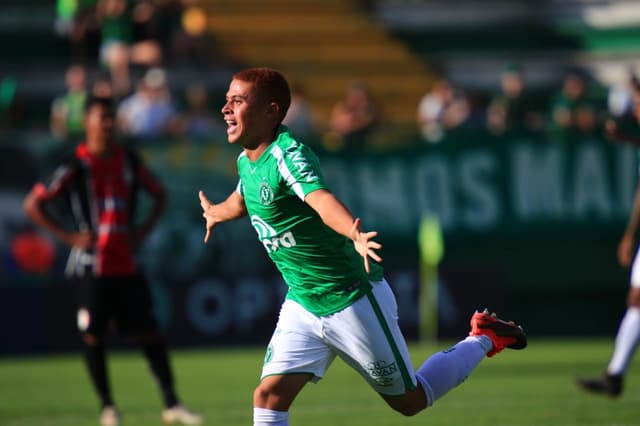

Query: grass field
<box><xmin>0</xmin><ymin>339</ymin><xmax>638</xmax><ymax>426</ymax></box>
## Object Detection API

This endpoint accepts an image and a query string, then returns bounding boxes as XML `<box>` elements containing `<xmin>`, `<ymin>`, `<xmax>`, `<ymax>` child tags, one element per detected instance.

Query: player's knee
<box><xmin>254</xmin><ymin>374</ymin><xmax>310</xmax><ymax>410</ymax></box>
<box><xmin>253</xmin><ymin>382</ymin><xmax>290</xmax><ymax>409</ymax></box>
<box><xmin>383</xmin><ymin>392</ymin><xmax>426</xmax><ymax>417</ymax></box>
<box><xmin>389</xmin><ymin>401</ymin><xmax>423</xmax><ymax>417</ymax></box>
<box><xmin>627</xmin><ymin>288</ymin><xmax>640</xmax><ymax>307</ymax></box>
<box><xmin>253</xmin><ymin>384</ymin><xmax>273</xmax><ymax>407</ymax></box>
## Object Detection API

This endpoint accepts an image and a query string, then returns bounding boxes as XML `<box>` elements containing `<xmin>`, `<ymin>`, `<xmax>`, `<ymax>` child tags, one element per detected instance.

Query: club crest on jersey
<box><xmin>259</xmin><ymin>181</ymin><xmax>274</xmax><ymax>205</ymax></box>
<box><xmin>264</xmin><ymin>344</ymin><xmax>273</xmax><ymax>365</ymax></box>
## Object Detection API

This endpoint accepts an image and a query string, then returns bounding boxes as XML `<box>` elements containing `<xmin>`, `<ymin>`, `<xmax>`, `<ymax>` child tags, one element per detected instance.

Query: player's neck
<box><xmin>244</xmin><ymin>141</ymin><xmax>271</xmax><ymax>162</ymax></box>
<box><xmin>243</xmin><ymin>129</ymin><xmax>278</xmax><ymax>161</ymax></box>
<box><xmin>86</xmin><ymin>139</ymin><xmax>115</xmax><ymax>159</ymax></box>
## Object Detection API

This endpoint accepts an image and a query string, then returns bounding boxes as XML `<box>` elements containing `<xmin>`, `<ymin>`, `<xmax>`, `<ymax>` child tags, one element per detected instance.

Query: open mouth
<box><xmin>225</xmin><ymin>119</ymin><xmax>238</xmax><ymax>134</ymax></box>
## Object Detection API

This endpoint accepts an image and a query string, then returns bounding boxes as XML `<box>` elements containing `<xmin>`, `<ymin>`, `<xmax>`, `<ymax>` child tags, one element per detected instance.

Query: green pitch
<box><xmin>0</xmin><ymin>339</ymin><xmax>638</xmax><ymax>425</ymax></box>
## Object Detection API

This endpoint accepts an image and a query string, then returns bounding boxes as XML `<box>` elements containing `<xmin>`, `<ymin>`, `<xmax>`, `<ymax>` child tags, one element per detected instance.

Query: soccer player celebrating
<box><xmin>199</xmin><ymin>67</ymin><xmax>527</xmax><ymax>425</ymax></box>
<box><xmin>24</xmin><ymin>96</ymin><xmax>202</xmax><ymax>426</ymax></box>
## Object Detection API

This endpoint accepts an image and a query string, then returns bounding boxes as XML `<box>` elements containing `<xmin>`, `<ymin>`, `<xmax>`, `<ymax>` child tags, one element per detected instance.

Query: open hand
<box><xmin>350</xmin><ymin>218</ymin><xmax>382</xmax><ymax>273</ymax></box>
<box><xmin>68</xmin><ymin>230</ymin><xmax>95</xmax><ymax>250</ymax></box>
<box><xmin>199</xmin><ymin>190</ymin><xmax>216</xmax><ymax>243</ymax></box>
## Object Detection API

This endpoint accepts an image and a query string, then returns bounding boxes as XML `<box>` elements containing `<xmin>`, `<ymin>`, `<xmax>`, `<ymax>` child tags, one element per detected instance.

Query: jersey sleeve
<box><xmin>32</xmin><ymin>161</ymin><xmax>77</xmax><ymax>202</ymax></box>
<box><xmin>276</xmin><ymin>142</ymin><xmax>327</xmax><ymax>201</ymax></box>
<box><xmin>236</xmin><ymin>179</ymin><xmax>244</xmax><ymax>197</ymax></box>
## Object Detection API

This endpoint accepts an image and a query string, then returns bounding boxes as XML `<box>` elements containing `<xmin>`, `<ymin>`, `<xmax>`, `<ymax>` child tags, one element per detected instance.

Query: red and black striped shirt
<box><xmin>32</xmin><ymin>143</ymin><xmax>164</xmax><ymax>277</ymax></box>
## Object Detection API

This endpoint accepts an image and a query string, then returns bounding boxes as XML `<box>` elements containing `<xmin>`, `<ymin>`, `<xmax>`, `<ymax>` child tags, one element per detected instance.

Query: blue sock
<box><xmin>415</xmin><ymin>335</ymin><xmax>491</xmax><ymax>406</ymax></box>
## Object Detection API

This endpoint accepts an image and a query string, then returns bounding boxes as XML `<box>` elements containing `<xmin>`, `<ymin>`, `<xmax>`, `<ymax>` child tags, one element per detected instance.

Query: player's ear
<box><xmin>267</xmin><ymin>102</ymin><xmax>280</xmax><ymax>115</ymax></box>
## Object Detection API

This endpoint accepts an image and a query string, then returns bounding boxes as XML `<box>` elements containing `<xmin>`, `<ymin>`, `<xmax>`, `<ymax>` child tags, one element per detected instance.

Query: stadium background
<box><xmin>0</xmin><ymin>0</ymin><xmax>639</xmax><ymax>357</ymax></box>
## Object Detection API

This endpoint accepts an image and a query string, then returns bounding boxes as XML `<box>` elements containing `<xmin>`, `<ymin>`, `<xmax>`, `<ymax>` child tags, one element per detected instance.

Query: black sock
<box><xmin>141</xmin><ymin>340</ymin><xmax>178</xmax><ymax>408</ymax></box>
<box><xmin>83</xmin><ymin>342</ymin><xmax>114</xmax><ymax>408</ymax></box>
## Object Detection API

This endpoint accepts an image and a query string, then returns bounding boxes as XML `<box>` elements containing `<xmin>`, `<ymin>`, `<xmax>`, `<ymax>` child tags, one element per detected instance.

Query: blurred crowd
<box><xmin>47</xmin><ymin>60</ymin><xmax>640</xmax><ymax>153</ymax></box>
<box><xmin>48</xmin><ymin>0</ymin><xmax>226</xmax><ymax>144</ymax></box>
<box><xmin>2</xmin><ymin>0</ymin><xmax>639</xmax><ymax>153</ymax></box>
<box><xmin>305</xmin><ymin>64</ymin><xmax>640</xmax><ymax>152</ymax></box>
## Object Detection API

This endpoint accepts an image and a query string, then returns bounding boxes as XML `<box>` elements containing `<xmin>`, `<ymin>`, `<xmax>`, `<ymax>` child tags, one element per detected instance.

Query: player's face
<box><xmin>85</xmin><ymin>103</ymin><xmax>115</xmax><ymax>150</ymax></box>
<box><xmin>221</xmin><ymin>78</ymin><xmax>274</xmax><ymax>148</ymax></box>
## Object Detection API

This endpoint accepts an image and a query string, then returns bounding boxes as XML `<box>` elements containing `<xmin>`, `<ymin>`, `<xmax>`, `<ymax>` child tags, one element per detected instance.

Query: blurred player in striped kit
<box><xmin>24</xmin><ymin>96</ymin><xmax>202</xmax><ymax>425</ymax></box>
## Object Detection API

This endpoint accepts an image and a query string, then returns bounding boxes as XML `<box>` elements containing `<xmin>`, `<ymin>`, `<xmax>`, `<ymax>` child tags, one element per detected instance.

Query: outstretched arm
<box><xmin>305</xmin><ymin>189</ymin><xmax>382</xmax><ymax>273</ymax></box>
<box><xmin>199</xmin><ymin>190</ymin><xmax>247</xmax><ymax>243</ymax></box>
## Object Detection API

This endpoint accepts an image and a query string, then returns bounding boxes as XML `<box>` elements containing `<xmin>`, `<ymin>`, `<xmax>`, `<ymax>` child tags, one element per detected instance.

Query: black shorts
<box><xmin>73</xmin><ymin>274</ymin><xmax>158</xmax><ymax>337</ymax></box>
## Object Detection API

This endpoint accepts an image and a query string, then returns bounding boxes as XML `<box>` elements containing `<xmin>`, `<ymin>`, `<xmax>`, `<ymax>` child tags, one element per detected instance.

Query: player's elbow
<box><xmin>23</xmin><ymin>191</ymin><xmax>39</xmax><ymax>219</ymax></box>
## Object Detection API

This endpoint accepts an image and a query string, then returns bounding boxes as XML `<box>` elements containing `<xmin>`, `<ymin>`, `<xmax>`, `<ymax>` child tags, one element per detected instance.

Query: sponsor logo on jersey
<box><xmin>262</xmin><ymin>231</ymin><xmax>296</xmax><ymax>253</ymax></box>
<box><xmin>251</xmin><ymin>215</ymin><xmax>277</xmax><ymax>239</ymax></box>
<box><xmin>250</xmin><ymin>215</ymin><xmax>297</xmax><ymax>253</ymax></box>
<box><xmin>289</xmin><ymin>150</ymin><xmax>318</xmax><ymax>183</ymax></box>
<box><xmin>259</xmin><ymin>181</ymin><xmax>274</xmax><ymax>206</ymax></box>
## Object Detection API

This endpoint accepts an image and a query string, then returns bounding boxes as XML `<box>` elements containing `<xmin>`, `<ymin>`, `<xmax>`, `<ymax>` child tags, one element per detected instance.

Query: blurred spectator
<box><xmin>132</xmin><ymin>0</ymin><xmax>181</xmax><ymax>59</ymax></box>
<box><xmin>326</xmin><ymin>82</ymin><xmax>380</xmax><ymax>151</ymax></box>
<box><xmin>91</xmin><ymin>72</ymin><xmax>115</xmax><ymax>98</ymax></box>
<box><xmin>55</xmin><ymin>0</ymin><xmax>100</xmax><ymax>62</ymax></box>
<box><xmin>608</xmin><ymin>69</ymin><xmax>640</xmax><ymax>121</ymax></box>
<box><xmin>175</xmin><ymin>82</ymin><xmax>224</xmax><ymax>140</ymax></box>
<box><xmin>173</xmin><ymin>1</ymin><xmax>217</xmax><ymax>66</ymax></box>
<box><xmin>50</xmin><ymin>64</ymin><xmax>89</xmax><ymax>141</ymax></box>
<box><xmin>117</xmin><ymin>67</ymin><xmax>178</xmax><ymax>139</ymax></box>
<box><xmin>0</xmin><ymin>74</ymin><xmax>20</xmax><ymax>131</ymax></box>
<box><xmin>56</xmin><ymin>0</ymin><xmax>81</xmax><ymax>36</ymax></box>
<box><xmin>550</xmin><ymin>71</ymin><xmax>586</xmax><ymax>127</ymax></box>
<box><xmin>417</xmin><ymin>79</ymin><xmax>470</xmax><ymax>143</ymax></box>
<box><xmin>573</xmin><ymin>102</ymin><xmax>600</xmax><ymax>140</ymax></box>
<box><xmin>605</xmin><ymin>87</ymin><xmax>640</xmax><ymax>145</ymax></box>
<box><xmin>283</xmin><ymin>81</ymin><xmax>315</xmax><ymax>138</ymax></box>
<box><xmin>605</xmin><ymin>70</ymin><xmax>640</xmax><ymax>142</ymax></box>
<box><xmin>549</xmin><ymin>69</ymin><xmax>610</xmax><ymax>142</ymax></box>
<box><xmin>548</xmin><ymin>70</ymin><xmax>601</xmax><ymax>140</ymax></box>
<box><xmin>486</xmin><ymin>65</ymin><xmax>542</xmax><ymax>136</ymax></box>
<box><xmin>97</xmin><ymin>0</ymin><xmax>163</xmax><ymax>97</ymax></box>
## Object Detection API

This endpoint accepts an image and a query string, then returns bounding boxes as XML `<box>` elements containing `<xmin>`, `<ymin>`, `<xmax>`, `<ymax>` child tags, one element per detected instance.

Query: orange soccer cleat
<box><xmin>469</xmin><ymin>309</ymin><xmax>527</xmax><ymax>357</ymax></box>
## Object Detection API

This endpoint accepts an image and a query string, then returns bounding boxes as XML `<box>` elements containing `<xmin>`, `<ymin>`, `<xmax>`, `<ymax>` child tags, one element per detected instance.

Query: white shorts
<box><xmin>631</xmin><ymin>249</ymin><xmax>640</xmax><ymax>288</ymax></box>
<box><xmin>260</xmin><ymin>279</ymin><xmax>417</xmax><ymax>396</ymax></box>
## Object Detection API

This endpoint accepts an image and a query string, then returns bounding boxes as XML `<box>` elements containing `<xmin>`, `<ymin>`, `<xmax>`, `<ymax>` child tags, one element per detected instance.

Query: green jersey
<box><xmin>236</xmin><ymin>126</ymin><xmax>383</xmax><ymax>316</ymax></box>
